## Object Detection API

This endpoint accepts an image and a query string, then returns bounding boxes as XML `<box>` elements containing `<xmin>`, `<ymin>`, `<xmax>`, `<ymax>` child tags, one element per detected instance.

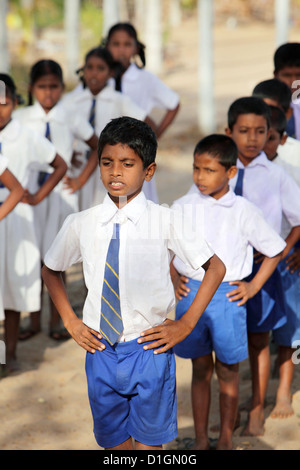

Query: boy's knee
<box><xmin>248</xmin><ymin>331</ymin><xmax>269</xmax><ymax>351</ymax></box>
<box><xmin>192</xmin><ymin>355</ymin><xmax>214</xmax><ymax>381</ymax></box>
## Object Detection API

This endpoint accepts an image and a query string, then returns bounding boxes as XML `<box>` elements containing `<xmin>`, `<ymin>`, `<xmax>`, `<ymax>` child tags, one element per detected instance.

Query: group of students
<box><xmin>1</xmin><ymin>23</ymin><xmax>300</xmax><ymax>451</ymax></box>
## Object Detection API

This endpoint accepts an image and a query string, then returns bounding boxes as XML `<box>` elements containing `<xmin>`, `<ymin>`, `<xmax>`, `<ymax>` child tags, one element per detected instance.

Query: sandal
<box><xmin>19</xmin><ymin>328</ymin><xmax>40</xmax><ymax>341</ymax></box>
<box><xmin>49</xmin><ymin>327</ymin><xmax>70</xmax><ymax>341</ymax></box>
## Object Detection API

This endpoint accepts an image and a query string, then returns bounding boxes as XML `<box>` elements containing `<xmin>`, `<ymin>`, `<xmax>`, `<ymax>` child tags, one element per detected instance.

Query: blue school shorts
<box><xmin>85</xmin><ymin>338</ymin><xmax>177</xmax><ymax>448</ymax></box>
<box><xmin>273</xmin><ymin>249</ymin><xmax>300</xmax><ymax>347</ymax></box>
<box><xmin>245</xmin><ymin>260</ymin><xmax>287</xmax><ymax>333</ymax></box>
<box><xmin>173</xmin><ymin>279</ymin><xmax>248</xmax><ymax>365</ymax></box>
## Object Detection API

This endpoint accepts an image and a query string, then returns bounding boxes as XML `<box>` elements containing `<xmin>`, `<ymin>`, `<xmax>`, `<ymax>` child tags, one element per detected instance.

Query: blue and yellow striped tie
<box><xmin>100</xmin><ymin>223</ymin><xmax>123</xmax><ymax>345</ymax></box>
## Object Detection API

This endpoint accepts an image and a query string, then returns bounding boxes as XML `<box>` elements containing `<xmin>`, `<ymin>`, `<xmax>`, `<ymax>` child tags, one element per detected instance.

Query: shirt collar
<box><xmin>0</xmin><ymin>119</ymin><xmax>21</xmax><ymax>141</ymax></box>
<box><xmin>98</xmin><ymin>191</ymin><xmax>148</xmax><ymax>225</ymax></box>
<box><xmin>237</xmin><ymin>151</ymin><xmax>269</xmax><ymax>169</ymax></box>
<box><xmin>192</xmin><ymin>185</ymin><xmax>237</xmax><ymax>207</ymax></box>
<box><xmin>123</xmin><ymin>63</ymin><xmax>140</xmax><ymax>81</ymax></box>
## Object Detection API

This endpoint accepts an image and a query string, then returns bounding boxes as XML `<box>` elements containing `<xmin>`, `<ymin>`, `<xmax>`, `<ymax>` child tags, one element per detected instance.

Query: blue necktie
<box><xmin>100</xmin><ymin>223</ymin><xmax>123</xmax><ymax>345</ymax></box>
<box><xmin>38</xmin><ymin>122</ymin><xmax>51</xmax><ymax>187</ymax></box>
<box><xmin>89</xmin><ymin>98</ymin><xmax>96</xmax><ymax>129</ymax></box>
<box><xmin>0</xmin><ymin>141</ymin><xmax>4</xmax><ymax>188</ymax></box>
<box><xmin>286</xmin><ymin>112</ymin><xmax>296</xmax><ymax>138</ymax></box>
<box><xmin>234</xmin><ymin>168</ymin><xmax>244</xmax><ymax>196</ymax></box>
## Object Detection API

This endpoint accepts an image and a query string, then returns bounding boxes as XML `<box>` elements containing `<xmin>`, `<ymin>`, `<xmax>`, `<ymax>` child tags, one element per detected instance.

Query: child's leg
<box><xmin>4</xmin><ymin>309</ymin><xmax>21</xmax><ymax>371</ymax></box>
<box><xmin>191</xmin><ymin>354</ymin><xmax>214</xmax><ymax>450</ymax></box>
<box><xmin>48</xmin><ymin>272</ymin><xmax>70</xmax><ymax>340</ymax></box>
<box><xmin>243</xmin><ymin>331</ymin><xmax>270</xmax><ymax>436</ymax></box>
<box><xmin>271</xmin><ymin>345</ymin><xmax>294</xmax><ymax>418</ymax></box>
<box><xmin>215</xmin><ymin>358</ymin><xmax>239</xmax><ymax>450</ymax></box>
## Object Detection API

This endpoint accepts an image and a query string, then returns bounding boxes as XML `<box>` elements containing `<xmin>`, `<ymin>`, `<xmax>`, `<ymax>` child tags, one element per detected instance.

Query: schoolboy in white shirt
<box><xmin>42</xmin><ymin>116</ymin><xmax>225</xmax><ymax>451</ymax></box>
<box><xmin>171</xmin><ymin>134</ymin><xmax>286</xmax><ymax>450</ymax></box>
<box><xmin>226</xmin><ymin>97</ymin><xmax>300</xmax><ymax>438</ymax></box>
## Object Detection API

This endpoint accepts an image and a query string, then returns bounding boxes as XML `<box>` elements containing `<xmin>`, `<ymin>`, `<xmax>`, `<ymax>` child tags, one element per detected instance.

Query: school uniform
<box><xmin>0</xmin><ymin>120</ymin><xmax>56</xmax><ymax>312</ymax></box>
<box><xmin>0</xmin><ymin>154</ymin><xmax>9</xmax><ymax>321</ymax></box>
<box><xmin>109</xmin><ymin>63</ymin><xmax>180</xmax><ymax>204</ymax></box>
<box><xmin>229</xmin><ymin>151</ymin><xmax>300</xmax><ymax>333</ymax></box>
<box><xmin>62</xmin><ymin>84</ymin><xmax>148</xmax><ymax>210</ymax></box>
<box><xmin>271</xmin><ymin>140</ymin><xmax>300</xmax><ymax>347</ymax></box>
<box><xmin>44</xmin><ymin>191</ymin><xmax>214</xmax><ymax>448</ymax></box>
<box><xmin>13</xmin><ymin>101</ymin><xmax>94</xmax><ymax>258</ymax></box>
<box><xmin>171</xmin><ymin>188</ymin><xmax>286</xmax><ymax>364</ymax></box>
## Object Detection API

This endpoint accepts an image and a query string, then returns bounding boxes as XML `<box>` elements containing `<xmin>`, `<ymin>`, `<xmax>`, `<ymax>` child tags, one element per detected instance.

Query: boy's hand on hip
<box><xmin>67</xmin><ymin>316</ymin><xmax>105</xmax><ymax>353</ymax></box>
<box><xmin>138</xmin><ymin>318</ymin><xmax>193</xmax><ymax>354</ymax></box>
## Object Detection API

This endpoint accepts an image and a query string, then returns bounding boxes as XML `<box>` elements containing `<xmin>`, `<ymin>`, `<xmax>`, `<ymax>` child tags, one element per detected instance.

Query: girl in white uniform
<box><xmin>0</xmin><ymin>154</ymin><xmax>24</xmax><ymax>327</ymax></box>
<box><xmin>104</xmin><ymin>22</ymin><xmax>181</xmax><ymax>203</ymax></box>
<box><xmin>13</xmin><ymin>59</ymin><xmax>98</xmax><ymax>341</ymax></box>
<box><xmin>62</xmin><ymin>47</ymin><xmax>148</xmax><ymax>210</ymax></box>
<box><xmin>0</xmin><ymin>74</ymin><xmax>67</xmax><ymax>372</ymax></box>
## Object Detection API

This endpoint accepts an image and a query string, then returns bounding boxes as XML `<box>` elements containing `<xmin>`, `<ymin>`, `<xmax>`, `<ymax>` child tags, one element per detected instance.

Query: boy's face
<box><xmin>226</xmin><ymin>114</ymin><xmax>269</xmax><ymax>166</ymax></box>
<box><xmin>275</xmin><ymin>66</ymin><xmax>300</xmax><ymax>93</ymax></box>
<box><xmin>193</xmin><ymin>152</ymin><xmax>237</xmax><ymax>200</ymax></box>
<box><xmin>263</xmin><ymin>127</ymin><xmax>287</xmax><ymax>161</ymax></box>
<box><xmin>100</xmin><ymin>143</ymin><xmax>156</xmax><ymax>207</ymax></box>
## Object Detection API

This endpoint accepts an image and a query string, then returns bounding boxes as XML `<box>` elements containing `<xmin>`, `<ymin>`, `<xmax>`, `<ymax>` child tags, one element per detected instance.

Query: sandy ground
<box><xmin>1</xmin><ymin>14</ymin><xmax>300</xmax><ymax>451</ymax></box>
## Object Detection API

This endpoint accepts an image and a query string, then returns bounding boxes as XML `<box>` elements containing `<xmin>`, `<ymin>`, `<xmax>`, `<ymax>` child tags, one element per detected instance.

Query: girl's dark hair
<box><xmin>28</xmin><ymin>59</ymin><xmax>64</xmax><ymax>105</ymax></box>
<box><xmin>0</xmin><ymin>73</ymin><xmax>24</xmax><ymax>105</ymax></box>
<box><xmin>194</xmin><ymin>134</ymin><xmax>238</xmax><ymax>170</ymax></box>
<box><xmin>252</xmin><ymin>78</ymin><xmax>291</xmax><ymax>113</ymax></box>
<box><xmin>98</xmin><ymin>116</ymin><xmax>157</xmax><ymax>168</ymax></box>
<box><xmin>76</xmin><ymin>47</ymin><xmax>117</xmax><ymax>88</ymax></box>
<box><xmin>227</xmin><ymin>97</ymin><xmax>271</xmax><ymax>131</ymax></box>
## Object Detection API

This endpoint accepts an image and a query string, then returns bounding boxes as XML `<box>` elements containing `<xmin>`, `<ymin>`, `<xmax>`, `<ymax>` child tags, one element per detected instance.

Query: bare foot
<box><xmin>216</xmin><ymin>439</ymin><xmax>233</xmax><ymax>450</ymax></box>
<box><xmin>242</xmin><ymin>408</ymin><xmax>265</xmax><ymax>436</ymax></box>
<box><xmin>192</xmin><ymin>438</ymin><xmax>210</xmax><ymax>450</ymax></box>
<box><xmin>271</xmin><ymin>397</ymin><xmax>294</xmax><ymax>419</ymax></box>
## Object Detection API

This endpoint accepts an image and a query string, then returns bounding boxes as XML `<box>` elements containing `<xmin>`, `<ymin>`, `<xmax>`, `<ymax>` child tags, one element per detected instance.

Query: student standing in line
<box><xmin>14</xmin><ymin>59</ymin><xmax>98</xmax><ymax>341</ymax></box>
<box><xmin>0</xmin><ymin>73</ymin><xmax>67</xmax><ymax>373</ymax></box>
<box><xmin>42</xmin><ymin>116</ymin><xmax>225</xmax><ymax>450</ymax></box>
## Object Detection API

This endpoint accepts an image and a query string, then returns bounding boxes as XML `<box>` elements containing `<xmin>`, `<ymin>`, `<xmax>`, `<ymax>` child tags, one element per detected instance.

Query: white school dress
<box><xmin>0</xmin><ymin>153</ymin><xmax>9</xmax><ymax>321</ymax></box>
<box><xmin>13</xmin><ymin>101</ymin><xmax>94</xmax><ymax>258</ymax></box>
<box><xmin>109</xmin><ymin>63</ymin><xmax>180</xmax><ymax>204</ymax></box>
<box><xmin>62</xmin><ymin>84</ymin><xmax>147</xmax><ymax>210</ymax></box>
<box><xmin>0</xmin><ymin>120</ymin><xmax>56</xmax><ymax>312</ymax></box>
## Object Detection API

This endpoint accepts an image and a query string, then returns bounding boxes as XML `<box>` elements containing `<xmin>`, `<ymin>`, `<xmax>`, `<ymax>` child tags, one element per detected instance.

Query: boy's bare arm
<box><xmin>138</xmin><ymin>254</ymin><xmax>226</xmax><ymax>354</ymax></box>
<box><xmin>227</xmin><ymin>252</ymin><xmax>283</xmax><ymax>306</ymax></box>
<box><xmin>42</xmin><ymin>265</ymin><xmax>105</xmax><ymax>353</ymax></box>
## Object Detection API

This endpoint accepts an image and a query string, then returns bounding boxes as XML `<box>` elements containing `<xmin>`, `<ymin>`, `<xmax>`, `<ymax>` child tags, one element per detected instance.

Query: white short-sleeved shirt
<box><xmin>291</xmin><ymin>97</ymin><xmax>300</xmax><ymax>140</ymax></box>
<box><xmin>0</xmin><ymin>154</ymin><xmax>8</xmax><ymax>176</ymax></box>
<box><xmin>0</xmin><ymin>119</ymin><xmax>56</xmax><ymax>202</ymax></box>
<box><xmin>44</xmin><ymin>192</ymin><xmax>214</xmax><ymax>341</ymax></box>
<box><xmin>172</xmin><ymin>187</ymin><xmax>286</xmax><ymax>282</ymax></box>
<box><xmin>62</xmin><ymin>84</ymin><xmax>147</xmax><ymax>154</ymax></box>
<box><xmin>13</xmin><ymin>101</ymin><xmax>94</xmax><ymax>167</ymax></box>
<box><xmin>109</xmin><ymin>63</ymin><xmax>180</xmax><ymax>115</ymax></box>
<box><xmin>229</xmin><ymin>151</ymin><xmax>300</xmax><ymax>234</ymax></box>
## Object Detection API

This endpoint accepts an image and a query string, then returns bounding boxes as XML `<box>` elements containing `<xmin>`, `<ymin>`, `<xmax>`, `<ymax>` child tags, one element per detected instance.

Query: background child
<box><xmin>62</xmin><ymin>46</ymin><xmax>149</xmax><ymax>209</ymax></box>
<box><xmin>273</xmin><ymin>42</ymin><xmax>300</xmax><ymax>140</ymax></box>
<box><xmin>262</xmin><ymin>105</ymin><xmax>300</xmax><ymax>420</ymax></box>
<box><xmin>0</xmin><ymin>154</ymin><xmax>24</xmax><ymax>338</ymax></box>
<box><xmin>13</xmin><ymin>59</ymin><xmax>98</xmax><ymax>341</ymax></box>
<box><xmin>226</xmin><ymin>96</ymin><xmax>300</xmax><ymax>437</ymax></box>
<box><xmin>171</xmin><ymin>134</ymin><xmax>285</xmax><ymax>450</ymax></box>
<box><xmin>41</xmin><ymin>116</ymin><xmax>225</xmax><ymax>450</ymax></box>
<box><xmin>0</xmin><ymin>73</ymin><xmax>67</xmax><ymax>374</ymax></box>
<box><xmin>104</xmin><ymin>22</ymin><xmax>181</xmax><ymax>204</ymax></box>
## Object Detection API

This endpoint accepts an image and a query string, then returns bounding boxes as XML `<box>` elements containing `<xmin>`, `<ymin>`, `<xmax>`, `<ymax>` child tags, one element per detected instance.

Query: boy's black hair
<box><xmin>98</xmin><ymin>116</ymin><xmax>157</xmax><ymax>168</ymax></box>
<box><xmin>227</xmin><ymin>97</ymin><xmax>271</xmax><ymax>131</ymax></box>
<box><xmin>252</xmin><ymin>78</ymin><xmax>291</xmax><ymax>113</ymax></box>
<box><xmin>268</xmin><ymin>105</ymin><xmax>287</xmax><ymax>137</ymax></box>
<box><xmin>194</xmin><ymin>134</ymin><xmax>238</xmax><ymax>170</ymax></box>
<box><xmin>274</xmin><ymin>42</ymin><xmax>300</xmax><ymax>73</ymax></box>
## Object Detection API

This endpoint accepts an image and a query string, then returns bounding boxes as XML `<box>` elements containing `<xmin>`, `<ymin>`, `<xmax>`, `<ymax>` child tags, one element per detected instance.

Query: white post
<box><xmin>145</xmin><ymin>0</ymin><xmax>162</xmax><ymax>74</ymax></box>
<box><xmin>0</xmin><ymin>0</ymin><xmax>9</xmax><ymax>72</ymax></box>
<box><xmin>197</xmin><ymin>0</ymin><xmax>215</xmax><ymax>134</ymax></box>
<box><xmin>103</xmin><ymin>0</ymin><xmax>120</xmax><ymax>37</ymax></box>
<box><xmin>275</xmin><ymin>0</ymin><xmax>290</xmax><ymax>46</ymax></box>
<box><xmin>170</xmin><ymin>0</ymin><xmax>182</xmax><ymax>27</ymax></box>
<box><xmin>64</xmin><ymin>0</ymin><xmax>80</xmax><ymax>84</ymax></box>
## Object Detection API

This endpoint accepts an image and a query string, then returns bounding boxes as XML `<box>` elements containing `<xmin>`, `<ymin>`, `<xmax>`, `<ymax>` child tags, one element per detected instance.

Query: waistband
<box><xmin>186</xmin><ymin>278</ymin><xmax>232</xmax><ymax>293</ymax></box>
